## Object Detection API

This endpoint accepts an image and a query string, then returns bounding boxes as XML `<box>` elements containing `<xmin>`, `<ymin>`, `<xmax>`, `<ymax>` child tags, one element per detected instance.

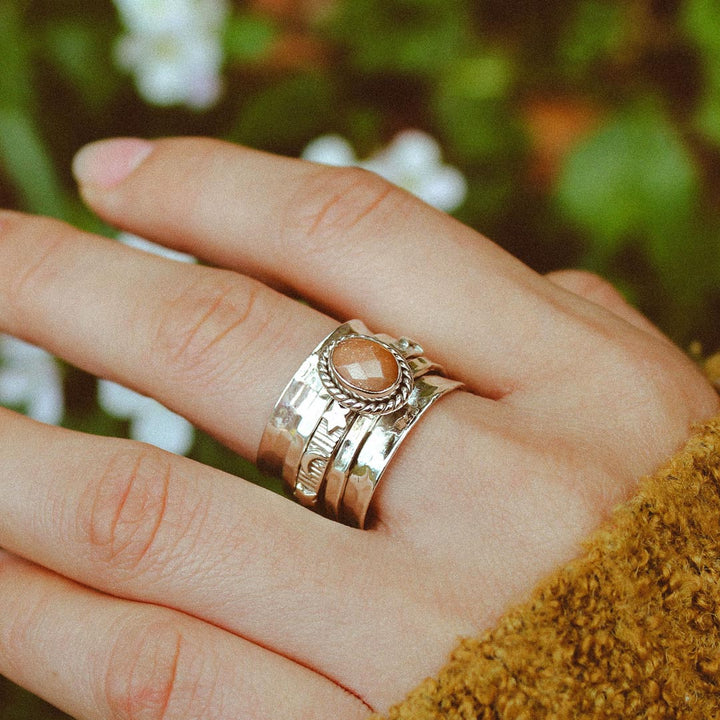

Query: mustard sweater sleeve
<box><xmin>376</xmin><ymin>415</ymin><xmax>720</xmax><ymax>720</ymax></box>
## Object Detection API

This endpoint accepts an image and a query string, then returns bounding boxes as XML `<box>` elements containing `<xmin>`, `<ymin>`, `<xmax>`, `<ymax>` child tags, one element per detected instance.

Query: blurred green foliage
<box><xmin>1</xmin><ymin>0</ymin><xmax>719</xmax><ymax>717</ymax></box>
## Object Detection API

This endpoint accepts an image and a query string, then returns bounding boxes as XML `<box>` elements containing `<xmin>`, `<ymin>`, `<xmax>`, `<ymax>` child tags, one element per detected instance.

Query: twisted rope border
<box><xmin>318</xmin><ymin>337</ymin><xmax>414</xmax><ymax>415</ymax></box>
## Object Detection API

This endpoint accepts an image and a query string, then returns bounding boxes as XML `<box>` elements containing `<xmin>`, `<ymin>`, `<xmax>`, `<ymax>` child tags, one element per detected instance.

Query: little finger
<box><xmin>0</xmin><ymin>550</ymin><xmax>371</xmax><ymax>720</ymax></box>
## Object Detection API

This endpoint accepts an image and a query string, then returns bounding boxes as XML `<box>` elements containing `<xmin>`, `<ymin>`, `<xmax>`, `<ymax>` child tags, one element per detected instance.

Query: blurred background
<box><xmin>1</xmin><ymin>0</ymin><xmax>719</xmax><ymax>716</ymax></box>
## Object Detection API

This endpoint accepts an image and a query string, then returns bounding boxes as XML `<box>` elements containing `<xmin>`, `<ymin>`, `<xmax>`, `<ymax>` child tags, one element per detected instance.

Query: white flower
<box><xmin>98</xmin><ymin>380</ymin><xmax>194</xmax><ymax>455</ymax></box>
<box><xmin>0</xmin><ymin>336</ymin><xmax>64</xmax><ymax>425</ymax></box>
<box><xmin>302</xmin><ymin>130</ymin><xmax>468</xmax><ymax>212</ymax></box>
<box><xmin>301</xmin><ymin>135</ymin><xmax>358</xmax><ymax>167</ymax></box>
<box><xmin>113</xmin><ymin>0</ymin><xmax>229</xmax><ymax>109</ymax></box>
<box><xmin>118</xmin><ymin>232</ymin><xmax>197</xmax><ymax>264</ymax></box>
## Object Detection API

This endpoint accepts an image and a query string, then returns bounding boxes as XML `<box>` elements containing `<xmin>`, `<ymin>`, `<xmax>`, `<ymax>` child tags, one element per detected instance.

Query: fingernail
<box><xmin>72</xmin><ymin>138</ymin><xmax>154</xmax><ymax>189</ymax></box>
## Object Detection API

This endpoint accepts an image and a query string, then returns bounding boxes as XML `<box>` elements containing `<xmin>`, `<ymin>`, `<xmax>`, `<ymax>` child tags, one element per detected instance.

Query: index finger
<box><xmin>73</xmin><ymin>137</ymin><xmax>594</xmax><ymax>398</ymax></box>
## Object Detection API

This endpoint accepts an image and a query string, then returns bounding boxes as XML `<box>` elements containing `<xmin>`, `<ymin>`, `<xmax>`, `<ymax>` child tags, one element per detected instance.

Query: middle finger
<box><xmin>75</xmin><ymin>137</ymin><xmax>589</xmax><ymax>398</ymax></box>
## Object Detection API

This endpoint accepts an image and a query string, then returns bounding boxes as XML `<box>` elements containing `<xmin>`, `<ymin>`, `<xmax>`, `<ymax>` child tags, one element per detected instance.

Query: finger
<box><xmin>0</xmin><ymin>410</ymin><xmax>468</xmax><ymax>709</ymax></box>
<box><xmin>0</xmin><ymin>550</ymin><xmax>371</xmax><ymax>720</ymax></box>
<box><xmin>545</xmin><ymin>269</ymin><xmax>668</xmax><ymax>341</ymax></box>
<box><xmin>73</xmin><ymin>136</ymin><xmax>590</xmax><ymax>396</ymax></box>
<box><xmin>0</xmin><ymin>209</ymin><xmax>335</xmax><ymax>458</ymax></box>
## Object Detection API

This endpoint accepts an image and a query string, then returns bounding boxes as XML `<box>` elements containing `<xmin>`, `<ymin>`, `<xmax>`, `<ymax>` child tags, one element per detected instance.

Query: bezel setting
<box><xmin>318</xmin><ymin>335</ymin><xmax>414</xmax><ymax>415</ymax></box>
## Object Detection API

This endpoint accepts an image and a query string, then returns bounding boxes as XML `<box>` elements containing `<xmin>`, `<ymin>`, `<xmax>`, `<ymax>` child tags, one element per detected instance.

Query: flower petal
<box><xmin>118</xmin><ymin>233</ymin><xmax>197</xmax><ymax>263</ymax></box>
<box><xmin>302</xmin><ymin>135</ymin><xmax>358</xmax><ymax>166</ymax></box>
<box><xmin>132</xmin><ymin>403</ymin><xmax>195</xmax><ymax>455</ymax></box>
<box><xmin>416</xmin><ymin>165</ymin><xmax>468</xmax><ymax>212</ymax></box>
<box><xmin>98</xmin><ymin>380</ymin><xmax>146</xmax><ymax>417</ymax></box>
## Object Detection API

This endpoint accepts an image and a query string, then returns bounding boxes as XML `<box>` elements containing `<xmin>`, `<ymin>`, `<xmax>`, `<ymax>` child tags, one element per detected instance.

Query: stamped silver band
<box><xmin>258</xmin><ymin>320</ymin><xmax>371</xmax><ymax>504</ymax></box>
<box><xmin>257</xmin><ymin>320</ymin><xmax>462</xmax><ymax>527</ymax></box>
<box><xmin>339</xmin><ymin>374</ymin><xmax>462</xmax><ymax>528</ymax></box>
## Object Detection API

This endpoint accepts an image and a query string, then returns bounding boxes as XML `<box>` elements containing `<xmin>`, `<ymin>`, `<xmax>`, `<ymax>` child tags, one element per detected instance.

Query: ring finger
<box><xmin>0</xmin><ymin>409</ymin><xmax>468</xmax><ymax>709</ymax></box>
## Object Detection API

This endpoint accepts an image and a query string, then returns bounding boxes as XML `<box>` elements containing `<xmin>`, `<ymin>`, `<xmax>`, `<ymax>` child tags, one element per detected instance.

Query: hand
<box><xmin>0</xmin><ymin>137</ymin><xmax>716</xmax><ymax>719</ymax></box>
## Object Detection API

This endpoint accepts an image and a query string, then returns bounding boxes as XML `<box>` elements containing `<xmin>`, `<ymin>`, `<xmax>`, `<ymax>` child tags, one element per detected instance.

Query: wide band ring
<box><xmin>257</xmin><ymin>320</ymin><xmax>463</xmax><ymax>528</ymax></box>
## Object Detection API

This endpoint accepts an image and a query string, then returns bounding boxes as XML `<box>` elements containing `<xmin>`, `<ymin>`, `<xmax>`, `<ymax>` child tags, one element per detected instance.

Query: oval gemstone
<box><xmin>331</xmin><ymin>337</ymin><xmax>400</xmax><ymax>395</ymax></box>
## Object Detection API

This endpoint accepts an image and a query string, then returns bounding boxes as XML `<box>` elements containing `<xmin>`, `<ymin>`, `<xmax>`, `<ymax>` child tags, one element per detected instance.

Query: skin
<box><xmin>0</xmin><ymin>136</ymin><xmax>717</xmax><ymax>719</ymax></box>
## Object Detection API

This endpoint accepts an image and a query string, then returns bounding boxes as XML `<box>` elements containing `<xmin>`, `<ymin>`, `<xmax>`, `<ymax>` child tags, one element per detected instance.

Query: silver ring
<box><xmin>257</xmin><ymin>320</ymin><xmax>463</xmax><ymax>528</ymax></box>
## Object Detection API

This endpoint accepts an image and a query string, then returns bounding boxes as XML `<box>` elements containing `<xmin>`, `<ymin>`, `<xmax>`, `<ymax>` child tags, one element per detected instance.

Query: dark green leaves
<box><xmin>328</xmin><ymin>0</ymin><xmax>469</xmax><ymax>75</ymax></box>
<box><xmin>557</xmin><ymin>102</ymin><xmax>699</xmax><ymax>258</ymax></box>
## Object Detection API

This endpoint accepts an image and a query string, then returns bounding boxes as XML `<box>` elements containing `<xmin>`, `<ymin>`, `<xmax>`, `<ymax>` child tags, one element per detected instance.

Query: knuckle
<box><xmin>591</xmin><ymin>333</ymin><xmax>711</xmax><ymax>428</ymax></box>
<box><xmin>0</xmin><ymin>212</ymin><xmax>73</xmax><ymax>313</ymax></box>
<box><xmin>1</xmin><ymin>577</ymin><xmax>51</xmax><ymax>675</ymax></box>
<box><xmin>284</xmin><ymin>165</ymin><xmax>402</xmax><ymax>252</ymax></box>
<box><xmin>78</xmin><ymin>445</ymin><xmax>174</xmax><ymax>573</ymax></box>
<box><xmin>103</xmin><ymin>618</ymin><xmax>217</xmax><ymax>720</ymax></box>
<box><xmin>550</xmin><ymin>269</ymin><xmax>627</xmax><ymax>309</ymax></box>
<box><xmin>150</xmin><ymin>269</ymin><xmax>267</xmax><ymax>387</ymax></box>
<box><xmin>549</xmin><ymin>271</ymin><xmax>719</xmax><ymax>424</ymax></box>
<box><xmin>593</xmin><ymin>335</ymin><xmax>668</xmax><ymax>409</ymax></box>
<box><xmin>634</xmin><ymin>345</ymin><xmax>719</xmax><ymax>420</ymax></box>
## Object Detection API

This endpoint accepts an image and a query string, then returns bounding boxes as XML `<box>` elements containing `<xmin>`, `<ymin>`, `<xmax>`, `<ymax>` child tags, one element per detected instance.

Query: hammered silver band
<box><xmin>257</xmin><ymin>320</ymin><xmax>462</xmax><ymax>528</ymax></box>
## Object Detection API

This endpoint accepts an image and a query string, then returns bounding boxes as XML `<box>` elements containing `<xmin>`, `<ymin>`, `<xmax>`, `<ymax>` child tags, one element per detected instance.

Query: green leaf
<box><xmin>190</xmin><ymin>430</ymin><xmax>283</xmax><ymax>494</ymax></box>
<box><xmin>683</xmin><ymin>0</ymin><xmax>720</xmax><ymax>54</ymax></box>
<box><xmin>42</xmin><ymin>20</ymin><xmax>120</xmax><ymax>110</ymax></box>
<box><xmin>556</xmin><ymin>102</ymin><xmax>699</xmax><ymax>265</ymax></box>
<box><xmin>0</xmin><ymin>0</ymin><xmax>68</xmax><ymax>218</ymax></box>
<box><xmin>694</xmin><ymin>84</ymin><xmax>720</xmax><ymax>147</ymax></box>
<box><xmin>328</xmin><ymin>0</ymin><xmax>468</xmax><ymax>75</ymax></box>
<box><xmin>561</xmin><ymin>0</ymin><xmax>624</xmax><ymax>75</ymax></box>
<box><xmin>683</xmin><ymin>0</ymin><xmax>720</xmax><ymax>148</ymax></box>
<box><xmin>431</xmin><ymin>49</ymin><xmax>517</xmax><ymax>161</ymax></box>
<box><xmin>0</xmin><ymin>107</ymin><xmax>67</xmax><ymax>218</ymax></box>
<box><xmin>434</xmin><ymin>96</ymin><xmax>519</xmax><ymax>161</ymax></box>
<box><xmin>225</xmin><ymin>11</ymin><xmax>278</xmax><ymax>62</ymax></box>
<box><xmin>0</xmin><ymin>0</ymin><xmax>33</xmax><ymax>110</ymax></box>
<box><xmin>652</xmin><ymin>220</ymin><xmax>719</xmax><ymax>300</ymax></box>
<box><xmin>444</xmin><ymin>53</ymin><xmax>513</xmax><ymax>101</ymax></box>
<box><xmin>230</xmin><ymin>73</ymin><xmax>335</xmax><ymax>150</ymax></box>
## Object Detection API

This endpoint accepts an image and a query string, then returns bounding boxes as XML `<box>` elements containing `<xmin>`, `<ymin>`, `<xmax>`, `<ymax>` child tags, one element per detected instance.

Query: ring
<box><xmin>257</xmin><ymin>321</ymin><xmax>463</xmax><ymax>528</ymax></box>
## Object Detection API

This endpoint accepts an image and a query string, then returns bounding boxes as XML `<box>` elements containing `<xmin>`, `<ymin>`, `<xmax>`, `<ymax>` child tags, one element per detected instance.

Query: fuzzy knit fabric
<box><xmin>376</xmin><ymin>411</ymin><xmax>720</xmax><ymax>720</ymax></box>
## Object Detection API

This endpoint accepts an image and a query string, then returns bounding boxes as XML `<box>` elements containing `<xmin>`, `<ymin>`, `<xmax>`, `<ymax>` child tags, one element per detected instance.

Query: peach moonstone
<box><xmin>331</xmin><ymin>337</ymin><xmax>400</xmax><ymax>395</ymax></box>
